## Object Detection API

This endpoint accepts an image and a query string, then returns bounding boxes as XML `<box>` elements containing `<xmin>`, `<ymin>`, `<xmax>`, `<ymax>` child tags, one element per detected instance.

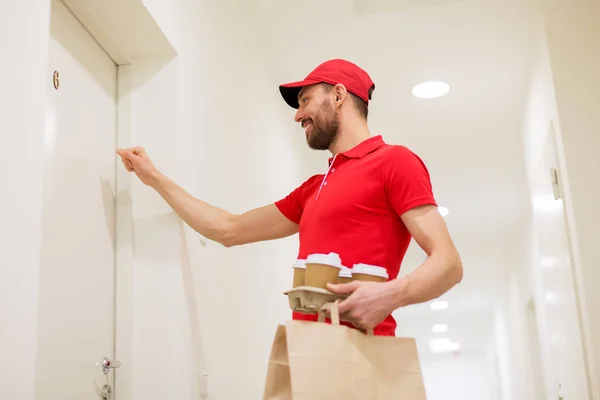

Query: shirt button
<box><xmin>331</xmin><ymin>168</ymin><xmax>336</xmax><ymax>172</ymax></box>
<box><xmin>324</xmin><ymin>181</ymin><xmax>328</xmax><ymax>186</ymax></box>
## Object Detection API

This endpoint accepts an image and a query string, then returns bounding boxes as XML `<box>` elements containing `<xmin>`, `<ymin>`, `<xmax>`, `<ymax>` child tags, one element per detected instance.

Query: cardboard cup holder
<box><xmin>284</xmin><ymin>286</ymin><xmax>348</xmax><ymax>315</ymax></box>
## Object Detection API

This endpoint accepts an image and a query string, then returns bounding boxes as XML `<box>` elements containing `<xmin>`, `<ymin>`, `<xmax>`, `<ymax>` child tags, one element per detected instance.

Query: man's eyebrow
<box><xmin>297</xmin><ymin>89</ymin><xmax>307</xmax><ymax>100</ymax></box>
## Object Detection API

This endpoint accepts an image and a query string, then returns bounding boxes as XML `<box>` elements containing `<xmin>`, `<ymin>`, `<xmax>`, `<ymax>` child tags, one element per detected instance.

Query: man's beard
<box><xmin>304</xmin><ymin>99</ymin><xmax>340</xmax><ymax>151</ymax></box>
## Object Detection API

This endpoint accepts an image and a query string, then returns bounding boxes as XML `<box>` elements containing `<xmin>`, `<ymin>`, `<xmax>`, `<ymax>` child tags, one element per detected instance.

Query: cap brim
<box><xmin>279</xmin><ymin>79</ymin><xmax>321</xmax><ymax>109</ymax></box>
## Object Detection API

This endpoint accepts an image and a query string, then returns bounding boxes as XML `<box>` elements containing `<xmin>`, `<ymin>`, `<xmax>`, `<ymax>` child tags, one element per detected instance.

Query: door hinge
<box><xmin>550</xmin><ymin>167</ymin><xmax>562</xmax><ymax>201</ymax></box>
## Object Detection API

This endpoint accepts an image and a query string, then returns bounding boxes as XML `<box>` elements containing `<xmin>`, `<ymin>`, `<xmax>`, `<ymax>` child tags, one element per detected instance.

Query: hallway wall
<box><xmin>520</xmin><ymin>4</ymin><xmax>600</xmax><ymax>398</ymax></box>
<box><xmin>544</xmin><ymin>9</ymin><xmax>600</xmax><ymax>394</ymax></box>
<box><xmin>117</xmin><ymin>0</ymin><xmax>307</xmax><ymax>399</ymax></box>
<box><xmin>0</xmin><ymin>2</ymin><xmax>51</xmax><ymax>399</ymax></box>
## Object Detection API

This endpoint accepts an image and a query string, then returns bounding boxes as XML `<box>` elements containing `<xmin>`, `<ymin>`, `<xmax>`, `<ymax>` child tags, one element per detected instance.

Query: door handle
<box><xmin>558</xmin><ymin>382</ymin><xmax>564</xmax><ymax>400</ymax></box>
<box><xmin>101</xmin><ymin>383</ymin><xmax>112</xmax><ymax>400</ymax></box>
<box><xmin>99</xmin><ymin>356</ymin><xmax>121</xmax><ymax>375</ymax></box>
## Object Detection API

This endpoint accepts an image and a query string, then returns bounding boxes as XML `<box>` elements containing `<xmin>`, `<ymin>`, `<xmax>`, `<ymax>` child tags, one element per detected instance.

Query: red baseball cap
<box><xmin>279</xmin><ymin>59</ymin><xmax>375</xmax><ymax>109</ymax></box>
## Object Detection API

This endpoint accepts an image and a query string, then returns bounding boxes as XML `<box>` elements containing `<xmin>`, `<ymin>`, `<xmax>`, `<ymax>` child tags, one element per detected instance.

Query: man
<box><xmin>117</xmin><ymin>59</ymin><xmax>463</xmax><ymax>336</ymax></box>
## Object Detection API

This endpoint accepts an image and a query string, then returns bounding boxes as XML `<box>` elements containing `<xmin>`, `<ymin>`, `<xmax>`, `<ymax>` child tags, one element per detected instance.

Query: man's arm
<box><xmin>117</xmin><ymin>147</ymin><xmax>298</xmax><ymax>247</ymax></box>
<box><xmin>154</xmin><ymin>175</ymin><xmax>298</xmax><ymax>246</ymax></box>
<box><xmin>393</xmin><ymin>204</ymin><xmax>463</xmax><ymax>306</ymax></box>
<box><xmin>328</xmin><ymin>205</ymin><xmax>462</xmax><ymax>330</ymax></box>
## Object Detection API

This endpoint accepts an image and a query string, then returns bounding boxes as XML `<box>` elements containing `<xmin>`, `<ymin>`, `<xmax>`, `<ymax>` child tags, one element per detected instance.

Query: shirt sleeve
<box><xmin>275</xmin><ymin>175</ymin><xmax>323</xmax><ymax>224</ymax></box>
<box><xmin>383</xmin><ymin>145</ymin><xmax>437</xmax><ymax>216</ymax></box>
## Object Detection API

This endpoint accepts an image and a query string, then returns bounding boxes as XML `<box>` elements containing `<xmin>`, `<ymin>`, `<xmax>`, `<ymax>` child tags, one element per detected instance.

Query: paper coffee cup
<box><xmin>351</xmin><ymin>263</ymin><xmax>389</xmax><ymax>282</ymax></box>
<box><xmin>292</xmin><ymin>259</ymin><xmax>306</xmax><ymax>288</ymax></box>
<box><xmin>337</xmin><ymin>266</ymin><xmax>352</xmax><ymax>284</ymax></box>
<box><xmin>305</xmin><ymin>252</ymin><xmax>343</xmax><ymax>289</ymax></box>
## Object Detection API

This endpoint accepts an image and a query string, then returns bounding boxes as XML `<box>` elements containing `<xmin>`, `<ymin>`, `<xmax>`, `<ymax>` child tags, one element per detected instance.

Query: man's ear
<box><xmin>333</xmin><ymin>84</ymin><xmax>348</xmax><ymax>105</ymax></box>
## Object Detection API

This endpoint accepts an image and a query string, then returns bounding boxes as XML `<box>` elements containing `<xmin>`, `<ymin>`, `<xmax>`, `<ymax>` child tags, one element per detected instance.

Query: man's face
<box><xmin>295</xmin><ymin>85</ymin><xmax>340</xmax><ymax>151</ymax></box>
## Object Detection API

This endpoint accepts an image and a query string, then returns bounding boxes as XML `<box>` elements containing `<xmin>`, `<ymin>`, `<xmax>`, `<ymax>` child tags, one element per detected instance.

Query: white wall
<box><xmin>544</xmin><ymin>9</ymin><xmax>600</xmax><ymax>394</ymax></box>
<box><xmin>0</xmin><ymin>2</ymin><xmax>51</xmax><ymax>399</ymax></box>
<box><xmin>514</xmin><ymin>14</ymin><xmax>564</xmax><ymax>400</ymax></box>
<box><xmin>118</xmin><ymin>1</ymin><xmax>307</xmax><ymax>399</ymax></box>
<box><xmin>520</xmin><ymin>5</ymin><xmax>600</xmax><ymax>398</ymax></box>
<box><xmin>492</xmin><ymin>257</ymin><xmax>538</xmax><ymax>400</ymax></box>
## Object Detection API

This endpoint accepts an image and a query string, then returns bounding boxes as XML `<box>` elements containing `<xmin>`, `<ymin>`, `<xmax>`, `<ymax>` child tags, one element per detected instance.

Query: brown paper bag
<box><xmin>263</xmin><ymin>302</ymin><xmax>427</xmax><ymax>399</ymax></box>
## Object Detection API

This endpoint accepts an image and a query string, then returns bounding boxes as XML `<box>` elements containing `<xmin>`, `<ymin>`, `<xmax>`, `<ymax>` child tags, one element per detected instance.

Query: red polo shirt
<box><xmin>275</xmin><ymin>135</ymin><xmax>437</xmax><ymax>336</ymax></box>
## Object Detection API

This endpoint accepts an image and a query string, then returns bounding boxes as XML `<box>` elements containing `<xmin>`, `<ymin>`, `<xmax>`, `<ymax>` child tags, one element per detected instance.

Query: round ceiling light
<box><xmin>438</xmin><ymin>206</ymin><xmax>449</xmax><ymax>217</ymax></box>
<box><xmin>429</xmin><ymin>338</ymin><xmax>461</xmax><ymax>353</ymax></box>
<box><xmin>412</xmin><ymin>81</ymin><xmax>450</xmax><ymax>99</ymax></box>
<box><xmin>430</xmin><ymin>300</ymin><xmax>448</xmax><ymax>311</ymax></box>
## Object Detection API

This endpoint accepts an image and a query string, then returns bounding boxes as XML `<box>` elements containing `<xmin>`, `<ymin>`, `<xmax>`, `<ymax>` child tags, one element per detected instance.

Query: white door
<box><xmin>531</xmin><ymin>122</ymin><xmax>590</xmax><ymax>400</ymax></box>
<box><xmin>35</xmin><ymin>0</ymin><xmax>118</xmax><ymax>398</ymax></box>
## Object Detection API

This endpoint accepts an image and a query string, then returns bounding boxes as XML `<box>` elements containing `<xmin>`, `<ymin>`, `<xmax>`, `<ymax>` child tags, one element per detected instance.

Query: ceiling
<box><xmin>234</xmin><ymin>0</ymin><xmax>595</xmax><ymax>356</ymax></box>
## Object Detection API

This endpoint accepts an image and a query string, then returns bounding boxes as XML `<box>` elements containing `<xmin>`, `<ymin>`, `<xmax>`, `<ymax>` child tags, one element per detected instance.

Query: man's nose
<box><xmin>295</xmin><ymin>108</ymin><xmax>304</xmax><ymax>123</ymax></box>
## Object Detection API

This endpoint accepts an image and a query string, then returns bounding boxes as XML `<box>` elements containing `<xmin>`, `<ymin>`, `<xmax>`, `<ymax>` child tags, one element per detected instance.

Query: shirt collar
<box><xmin>328</xmin><ymin>135</ymin><xmax>385</xmax><ymax>165</ymax></box>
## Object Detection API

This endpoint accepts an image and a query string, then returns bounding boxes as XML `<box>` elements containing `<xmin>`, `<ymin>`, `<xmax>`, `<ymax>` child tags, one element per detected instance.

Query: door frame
<box><xmin>50</xmin><ymin>1</ymin><xmax>177</xmax><ymax>398</ymax></box>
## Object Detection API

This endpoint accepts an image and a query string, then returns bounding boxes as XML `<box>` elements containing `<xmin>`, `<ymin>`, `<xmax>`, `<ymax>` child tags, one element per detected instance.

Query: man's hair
<box><xmin>321</xmin><ymin>83</ymin><xmax>372</xmax><ymax>120</ymax></box>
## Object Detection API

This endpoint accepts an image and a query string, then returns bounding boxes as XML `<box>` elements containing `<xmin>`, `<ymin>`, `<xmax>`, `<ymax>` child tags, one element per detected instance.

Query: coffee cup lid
<box><xmin>338</xmin><ymin>266</ymin><xmax>352</xmax><ymax>278</ymax></box>
<box><xmin>352</xmin><ymin>263</ymin><xmax>389</xmax><ymax>279</ymax></box>
<box><xmin>294</xmin><ymin>259</ymin><xmax>306</xmax><ymax>269</ymax></box>
<box><xmin>306</xmin><ymin>252</ymin><xmax>342</xmax><ymax>269</ymax></box>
